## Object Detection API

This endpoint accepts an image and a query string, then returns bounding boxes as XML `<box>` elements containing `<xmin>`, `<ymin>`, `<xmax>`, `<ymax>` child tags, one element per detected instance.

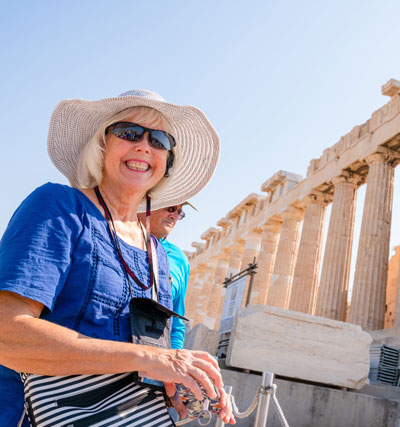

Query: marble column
<box><xmin>203</xmin><ymin>252</ymin><xmax>231</xmax><ymax>329</ymax></box>
<box><xmin>393</xmin><ymin>265</ymin><xmax>400</xmax><ymax>328</ymax></box>
<box><xmin>239</xmin><ymin>230</ymin><xmax>262</xmax><ymax>306</ymax></box>
<box><xmin>192</xmin><ymin>256</ymin><xmax>219</xmax><ymax>325</ymax></box>
<box><xmin>289</xmin><ymin>192</ymin><xmax>331</xmax><ymax>314</ymax></box>
<box><xmin>185</xmin><ymin>264</ymin><xmax>207</xmax><ymax>322</ymax></box>
<box><xmin>315</xmin><ymin>172</ymin><xmax>358</xmax><ymax>321</ymax></box>
<box><xmin>267</xmin><ymin>208</ymin><xmax>304</xmax><ymax>309</ymax></box>
<box><xmin>215</xmin><ymin>242</ymin><xmax>245</xmax><ymax>330</ymax></box>
<box><xmin>349</xmin><ymin>150</ymin><xmax>399</xmax><ymax>330</ymax></box>
<box><xmin>248</xmin><ymin>221</ymin><xmax>282</xmax><ymax>305</ymax></box>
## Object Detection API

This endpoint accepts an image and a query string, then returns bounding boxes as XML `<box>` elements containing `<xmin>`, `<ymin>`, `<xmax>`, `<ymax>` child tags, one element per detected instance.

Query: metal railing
<box><xmin>176</xmin><ymin>371</ymin><xmax>289</xmax><ymax>427</ymax></box>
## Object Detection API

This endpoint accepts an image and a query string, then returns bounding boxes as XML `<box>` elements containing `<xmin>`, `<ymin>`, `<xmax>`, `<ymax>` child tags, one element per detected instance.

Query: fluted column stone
<box><xmin>248</xmin><ymin>221</ymin><xmax>282</xmax><ymax>305</ymax></box>
<box><xmin>185</xmin><ymin>264</ymin><xmax>207</xmax><ymax>322</ymax></box>
<box><xmin>349</xmin><ymin>149</ymin><xmax>399</xmax><ymax>330</ymax></box>
<box><xmin>192</xmin><ymin>256</ymin><xmax>219</xmax><ymax>325</ymax></box>
<box><xmin>267</xmin><ymin>208</ymin><xmax>304</xmax><ymax>309</ymax></box>
<box><xmin>315</xmin><ymin>173</ymin><xmax>358</xmax><ymax>321</ymax></box>
<box><xmin>203</xmin><ymin>252</ymin><xmax>231</xmax><ymax>329</ymax></box>
<box><xmin>289</xmin><ymin>192</ymin><xmax>331</xmax><ymax>314</ymax></box>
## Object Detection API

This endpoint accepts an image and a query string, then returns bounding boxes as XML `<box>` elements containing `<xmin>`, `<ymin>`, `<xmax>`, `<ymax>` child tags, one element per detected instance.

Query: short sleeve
<box><xmin>0</xmin><ymin>184</ymin><xmax>83</xmax><ymax>311</ymax></box>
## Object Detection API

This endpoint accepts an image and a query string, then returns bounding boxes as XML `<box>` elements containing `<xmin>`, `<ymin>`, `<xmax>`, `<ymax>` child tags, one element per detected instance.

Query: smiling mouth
<box><xmin>126</xmin><ymin>160</ymin><xmax>150</xmax><ymax>172</ymax></box>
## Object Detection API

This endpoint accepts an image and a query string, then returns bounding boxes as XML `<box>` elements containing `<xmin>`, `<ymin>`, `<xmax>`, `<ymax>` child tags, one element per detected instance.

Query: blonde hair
<box><xmin>76</xmin><ymin>107</ymin><xmax>172</xmax><ymax>188</ymax></box>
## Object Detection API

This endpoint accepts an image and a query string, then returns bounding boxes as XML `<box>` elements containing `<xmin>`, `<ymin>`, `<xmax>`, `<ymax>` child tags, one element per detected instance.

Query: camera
<box><xmin>176</xmin><ymin>383</ymin><xmax>222</xmax><ymax>425</ymax></box>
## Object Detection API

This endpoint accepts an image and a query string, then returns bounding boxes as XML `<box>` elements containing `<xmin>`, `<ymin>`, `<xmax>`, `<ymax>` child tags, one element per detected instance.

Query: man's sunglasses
<box><xmin>106</xmin><ymin>122</ymin><xmax>176</xmax><ymax>151</ymax></box>
<box><xmin>166</xmin><ymin>206</ymin><xmax>185</xmax><ymax>220</ymax></box>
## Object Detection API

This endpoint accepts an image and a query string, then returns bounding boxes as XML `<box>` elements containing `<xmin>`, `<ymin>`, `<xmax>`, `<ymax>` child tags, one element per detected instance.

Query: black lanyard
<box><xmin>94</xmin><ymin>186</ymin><xmax>155</xmax><ymax>294</ymax></box>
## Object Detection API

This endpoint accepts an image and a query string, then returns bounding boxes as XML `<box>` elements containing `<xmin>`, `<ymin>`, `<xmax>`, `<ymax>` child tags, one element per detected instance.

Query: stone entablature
<box><xmin>382</xmin><ymin>79</ymin><xmax>400</xmax><ymax>98</ymax></box>
<box><xmin>307</xmin><ymin>80</ymin><xmax>400</xmax><ymax>178</ymax></box>
<box><xmin>187</xmin><ymin>79</ymin><xmax>400</xmax><ymax>331</ymax></box>
<box><xmin>261</xmin><ymin>171</ymin><xmax>303</xmax><ymax>203</ymax></box>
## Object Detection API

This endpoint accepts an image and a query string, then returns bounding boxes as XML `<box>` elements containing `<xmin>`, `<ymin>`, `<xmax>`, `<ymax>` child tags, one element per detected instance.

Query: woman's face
<box><xmin>102</xmin><ymin>111</ymin><xmax>169</xmax><ymax>196</ymax></box>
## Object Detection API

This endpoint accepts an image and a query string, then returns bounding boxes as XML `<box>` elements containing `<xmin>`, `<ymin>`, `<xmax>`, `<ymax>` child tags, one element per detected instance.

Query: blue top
<box><xmin>160</xmin><ymin>239</ymin><xmax>190</xmax><ymax>350</ymax></box>
<box><xmin>0</xmin><ymin>183</ymin><xmax>172</xmax><ymax>426</ymax></box>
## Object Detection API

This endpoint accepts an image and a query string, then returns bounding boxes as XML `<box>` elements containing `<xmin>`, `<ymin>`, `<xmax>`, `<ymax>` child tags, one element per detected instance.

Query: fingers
<box><xmin>191</xmin><ymin>358</ymin><xmax>223</xmax><ymax>390</ymax></box>
<box><xmin>173</xmin><ymin>349</ymin><xmax>223</xmax><ymax>397</ymax></box>
<box><xmin>142</xmin><ymin>348</ymin><xmax>226</xmax><ymax>405</ymax></box>
<box><xmin>179</xmin><ymin>373</ymin><xmax>204</xmax><ymax>400</ymax></box>
<box><xmin>190</xmin><ymin>350</ymin><xmax>220</xmax><ymax>372</ymax></box>
<box><xmin>173</xmin><ymin>392</ymin><xmax>187</xmax><ymax>420</ymax></box>
<box><xmin>218</xmin><ymin>388</ymin><xmax>236</xmax><ymax>424</ymax></box>
<box><xmin>164</xmin><ymin>382</ymin><xmax>176</xmax><ymax>398</ymax></box>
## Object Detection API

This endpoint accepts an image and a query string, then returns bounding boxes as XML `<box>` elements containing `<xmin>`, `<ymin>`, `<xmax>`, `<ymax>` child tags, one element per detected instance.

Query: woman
<box><xmin>0</xmin><ymin>90</ymin><xmax>235</xmax><ymax>425</ymax></box>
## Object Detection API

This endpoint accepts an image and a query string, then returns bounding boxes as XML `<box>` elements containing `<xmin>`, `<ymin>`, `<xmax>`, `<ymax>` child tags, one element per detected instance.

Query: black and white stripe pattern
<box><xmin>21</xmin><ymin>372</ymin><xmax>174</xmax><ymax>427</ymax></box>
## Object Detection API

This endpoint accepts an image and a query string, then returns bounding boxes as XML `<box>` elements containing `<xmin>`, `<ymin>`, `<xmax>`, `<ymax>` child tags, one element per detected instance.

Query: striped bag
<box><xmin>20</xmin><ymin>372</ymin><xmax>175</xmax><ymax>427</ymax></box>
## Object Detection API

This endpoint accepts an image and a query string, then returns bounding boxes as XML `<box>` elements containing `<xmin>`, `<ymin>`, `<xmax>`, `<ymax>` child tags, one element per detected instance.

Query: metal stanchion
<box><xmin>214</xmin><ymin>385</ymin><xmax>232</xmax><ymax>427</ymax></box>
<box><xmin>254</xmin><ymin>372</ymin><xmax>274</xmax><ymax>427</ymax></box>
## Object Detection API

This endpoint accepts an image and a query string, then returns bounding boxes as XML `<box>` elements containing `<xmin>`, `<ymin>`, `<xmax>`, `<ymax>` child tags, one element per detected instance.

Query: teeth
<box><xmin>126</xmin><ymin>161</ymin><xmax>149</xmax><ymax>171</ymax></box>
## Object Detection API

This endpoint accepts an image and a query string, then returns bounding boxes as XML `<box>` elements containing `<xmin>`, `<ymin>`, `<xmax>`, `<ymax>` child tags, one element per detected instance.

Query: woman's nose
<box><xmin>133</xmin><ymin>132</ymin><xmax>152</xmax><ymax>153</ymax></box>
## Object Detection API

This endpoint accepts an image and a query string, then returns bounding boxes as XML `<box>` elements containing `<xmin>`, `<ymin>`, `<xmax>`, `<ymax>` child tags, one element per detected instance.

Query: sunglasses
<box><xmin>166</xmin><ymin>206</ymin><xmax>185</xmax><ymax>220</ymax></box>
<box><xmin>106</xmin><ymin>122</ymin><xmax>176</xmax><ymax>151</ymax></box>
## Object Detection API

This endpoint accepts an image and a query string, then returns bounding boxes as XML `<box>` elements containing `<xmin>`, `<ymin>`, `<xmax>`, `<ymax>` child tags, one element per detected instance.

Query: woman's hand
<box><xmin>142</xmin><ymin>348</ymin><xmax>221</xmax><ymax>399</ymax></box>
<box><xmin>141</xmin><ymin>348</ymin><xmax>235</xmax><ymax>423</ymax></box>
<box><xmin>217</xmin><ymin>386</ymin><xmax>236</xmax><ymax>424</ymax></box>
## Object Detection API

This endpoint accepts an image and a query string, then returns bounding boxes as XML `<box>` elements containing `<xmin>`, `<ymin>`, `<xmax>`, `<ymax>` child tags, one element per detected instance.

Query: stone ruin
<box><xmin>182</xmin><ymin>79</ymin><xmax>400</xmax><ymax>426</ymax></box>
<box><xmin>186</xmin><ymin>78</ymin><xmax>400</xmax><ymax>333</ymax></box>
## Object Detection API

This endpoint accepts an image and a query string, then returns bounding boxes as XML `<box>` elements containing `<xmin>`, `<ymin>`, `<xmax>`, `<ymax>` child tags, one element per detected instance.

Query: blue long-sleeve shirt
<box><xmin>160</xmin><ymin>239</ymin><xmax>190</xmax><ymax>349</ymax></box>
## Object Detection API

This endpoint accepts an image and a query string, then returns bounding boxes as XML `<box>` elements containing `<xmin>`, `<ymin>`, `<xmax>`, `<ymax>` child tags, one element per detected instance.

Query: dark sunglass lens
<box><xmin>112</xmin><ymin>124</ymin><xmax>144</xmax><ymax>141</ymax></box>
<box><xmin>150</xmin><ymin>130</ymin><xmax>172</xmax><ymax>150</ymax></box>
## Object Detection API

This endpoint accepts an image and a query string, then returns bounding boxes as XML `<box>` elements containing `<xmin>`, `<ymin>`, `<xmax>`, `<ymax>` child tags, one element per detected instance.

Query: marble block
<box><xmin>184</xmin><ymin>323</ymin><xmax>220</xmax><ymax>356</ymax></box>
<box><xmin>226</xmin><ymin>305</ymin><xmax>372</xmax><ymax>389</ymax></box>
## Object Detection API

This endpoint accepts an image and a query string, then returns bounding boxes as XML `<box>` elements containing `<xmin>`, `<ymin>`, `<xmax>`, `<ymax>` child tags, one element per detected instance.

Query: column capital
<box><xmin>331</xmin><ymin>171</ymin><xmax>363</xmax><ymax>188</ymax></box>
<box><xmin>216</xmin><ymin>217</ymin><xmax>233</xmax><ymax>230</ymax></box>
<box><xmin>365</xmin><ymin>146</ymin><xmax>400</xmax><ymax>167</ymax></box>
<box><xmin>305</xmin><ymin>190</ymin><xmax>333</xmax><ymax>206</ymax></box>
<box><xmin>226</xmin><ymin>241</ymin><xmax>246</xmax><ymax>254</ymax></box>
<box><xmin>191</xmin><ymin>241</ymin><xmax>205</xmax><ymax>253</ymax></box>
<box><xmin>206</xmin><ymin>255</ymin><xmax>219</xmax><ymax>268</ymax></box>
<box><xmin>194</xmin><ymin>263</ymin><xmax>208</xmax><ymax>274</ymax></box>
<box><xmin>217</xmin><ymin>250</ymin><xmax>231</xmax><ymax>262</ymax></box>
<box><xmin>201</xmin><ymin>227</ymin><xmax>220</xmax><ymax>242</ymax></box>
<box><xmin>183</xmin><ymin>250</ymin><xmax>194</xmax><ymax>260</ymax></box>
<box><xmin>221</xmin><ymin>247</ymin><xmax>232</xmax><ymax>258</ymax></box>
<box><xmin>248</xmin><ymin>227</ymin><xmax>263</xmax><ymax>236</ymax></box>
<box><xmin>281</xmin><ymin>206</ymin><xmax>304</xmax><ymax>222</ymax></box>
<box><xmin>261</xmin><ymin>220</ymin><xmax>282</xmax><ymax>233</ymax></box>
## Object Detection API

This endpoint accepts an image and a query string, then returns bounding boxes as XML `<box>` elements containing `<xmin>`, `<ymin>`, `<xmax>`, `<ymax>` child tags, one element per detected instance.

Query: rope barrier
<box><xmin>270</xmin><ymin>384</ymin><xmax>290</xmax><ymax>427</ymax></box>
<box><xmin>231</xmin><ymin>392</ymin><xmax>259</xmax><ymax>418</ymax></box>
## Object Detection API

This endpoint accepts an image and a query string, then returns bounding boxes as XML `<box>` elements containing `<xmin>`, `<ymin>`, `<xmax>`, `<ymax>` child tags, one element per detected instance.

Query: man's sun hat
<box><xmin>182</xmin><ymin>201</ymin><xmax>198</xmax><ymax>211</ymax></box>
<box><xmin>47</xmin><ymin>89</ymin><xmax>220</xmax><ymax>212</ymax></box>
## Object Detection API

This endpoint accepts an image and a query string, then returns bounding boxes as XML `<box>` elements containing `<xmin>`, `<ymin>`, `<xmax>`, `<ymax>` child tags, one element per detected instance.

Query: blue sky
<box><xmin>2</xmin><ymin>1</ymin><xmax>400</xmax><ymax>292</ymax></box>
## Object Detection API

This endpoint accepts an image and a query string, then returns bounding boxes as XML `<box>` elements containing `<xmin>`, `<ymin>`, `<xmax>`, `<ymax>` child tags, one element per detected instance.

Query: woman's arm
<box><xmin>0</xmin><ymin>291</ymin><xmax>221</xmax><ymax>401</ymax></box>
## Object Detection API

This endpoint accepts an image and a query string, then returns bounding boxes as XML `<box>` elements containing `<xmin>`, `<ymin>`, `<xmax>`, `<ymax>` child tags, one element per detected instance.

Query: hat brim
<box><xmin>47</xmin><ymin>94</ymin><xmax>220</xmax><ymax>212</ymax></box>
<box><xmin>182</xmin><ymin>201</ymin><xmax>199</xmax><ymax>211</ymax></box>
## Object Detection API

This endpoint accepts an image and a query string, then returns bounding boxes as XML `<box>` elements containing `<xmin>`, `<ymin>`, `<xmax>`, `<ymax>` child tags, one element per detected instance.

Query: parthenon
<box><xmin>185</xmin><ymin>78</ymin><xmax>400</xmax><ymax>333</ymax></box>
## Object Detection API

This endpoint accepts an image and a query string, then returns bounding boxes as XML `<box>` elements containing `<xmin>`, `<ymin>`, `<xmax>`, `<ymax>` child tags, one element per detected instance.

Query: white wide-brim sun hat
<box><xmin>47</xmin><ymin>89</ymin><xmax>220</xmax><ymax>212</ymax></box>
